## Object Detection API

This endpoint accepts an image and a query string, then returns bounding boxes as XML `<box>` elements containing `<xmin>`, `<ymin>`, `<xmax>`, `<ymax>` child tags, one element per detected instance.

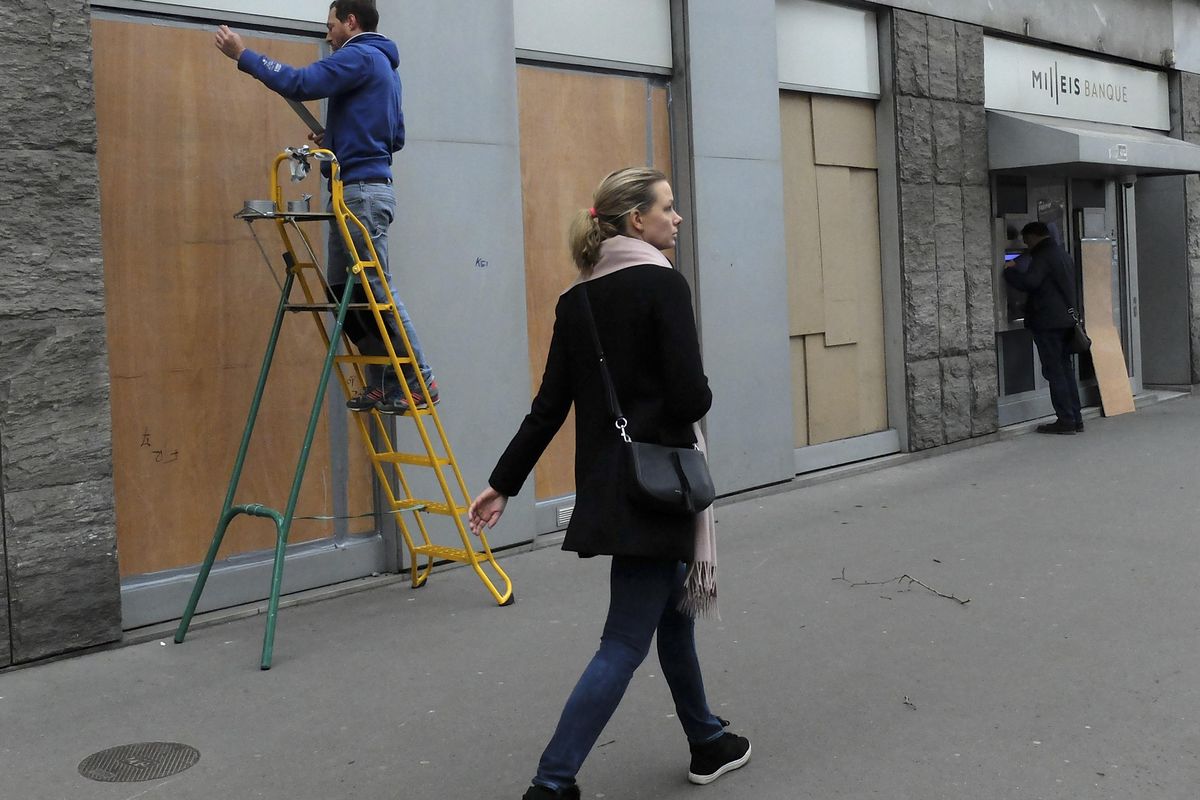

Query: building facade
<box><xmin>4</xmin><ymin>0</ymin><xmax>1200</xmax><ymax>665</ymax></box>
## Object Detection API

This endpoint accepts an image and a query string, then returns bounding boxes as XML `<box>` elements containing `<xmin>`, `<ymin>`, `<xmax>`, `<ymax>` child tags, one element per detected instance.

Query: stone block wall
<box><xmin>890</xmin><ymin>11</ymin><xmax>999</xmax><ymax>450</ymax></box>
<box><xmin>1181</xmin><ymin>72</ymin><xmax>1200</xmax><ymax>385</ymax></box>
<box><xmin>0</xmin><ymin>2</ymin><xmax>121</xmax><ymax>665</ymax></box>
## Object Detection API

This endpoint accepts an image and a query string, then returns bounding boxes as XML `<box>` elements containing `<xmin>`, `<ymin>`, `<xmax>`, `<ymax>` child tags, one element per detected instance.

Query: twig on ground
<box><xmin>834</xmin><ymin>567</ymin><xmax>971</xmax><ymax>605</ymax></box>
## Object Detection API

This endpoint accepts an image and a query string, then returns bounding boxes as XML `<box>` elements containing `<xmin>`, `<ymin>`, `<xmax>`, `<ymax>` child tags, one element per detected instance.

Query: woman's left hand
<box><xmin>468</xmin><ymin>486</ymin><xmax>508</xmax><ymax>537</ymax></box>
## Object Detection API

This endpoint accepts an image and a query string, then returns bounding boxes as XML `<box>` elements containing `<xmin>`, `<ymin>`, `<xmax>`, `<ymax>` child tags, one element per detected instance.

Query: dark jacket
<box><xmin>238</xmin><ymin>33</ymin><xmax>404</xmax><ymax>182</ymax></box>
<box><xmin>1003</xmin><ymin>237</ymin><xmax>1078</xmax><ymax>330</ymax></box>
<box><xmin>489</xmin><ymin>266</ymin><xmax>712</xmax><ymax>561</ymax></box>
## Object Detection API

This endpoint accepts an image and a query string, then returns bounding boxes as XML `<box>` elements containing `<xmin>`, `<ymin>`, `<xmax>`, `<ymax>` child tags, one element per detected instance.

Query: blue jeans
<box><xmin>533</xmin><ymin>557</ymin><xmax>725</xmax><ymax>792</ymax></box>
<box><xmin>1032</xmin><ymin>328</ymin><xmax>1082</xmax><ymax>426</ymax></box>
<box><xmin>328</xmin><ymin>181</ymin><xmax>433</xmax><ymax>390</ymax></box>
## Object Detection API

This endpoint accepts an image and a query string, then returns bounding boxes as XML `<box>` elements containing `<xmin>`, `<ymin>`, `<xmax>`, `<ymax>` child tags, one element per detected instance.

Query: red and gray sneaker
<box><xmin>346</xmin><ymin>385</ymin><xmax>386</xmax><ymax>412</ymax></box>
<box><xmin>376</xmin><ymin>379</ymin><xmax>440</xmax><ymax>415</ymax></box>
<box><xmin>687</xmin><ymin>731</ymin><xmax>752</xmax><ymax>785</ymax></box>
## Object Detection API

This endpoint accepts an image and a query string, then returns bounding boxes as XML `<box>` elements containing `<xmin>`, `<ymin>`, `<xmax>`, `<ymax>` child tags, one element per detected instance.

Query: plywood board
<box><xmin>815</xmin><ymin>166</ymin><xmax>859</xmax><ymax>346</ymax></box>
<box><xmin>812</xmin><ymin>94</ymin><xmax>878</xmax><ymax>169</ymax></box>
<box><xmin>93</xmin><ymin>20</ymin><xmax>374</xmax><ymax>577</ymax></box>
<box><xmin>652</xmin><ymin>85</ymin><xmax>672</xmax><ymax>180</ymax></box>
<box><xmin>1081</xmin><ymin>240</ymin><xmax>1135</xmax><ymax>417</ymax></box>
<box><xmin>779</xmin><ymin>92</ymin><xmax>824</xmax><ymax>336</ymax></box>
<box><xmin>790</xmin><ymin>336</ymin><xmax>809</xmax><ymax>448</ymax></box>
<box><xmin>848</xmin><ymin>170</ymin><xmax>888</xmax><ymax>433</ymax></box>
<box><xmin>805</xmin><ymin>336</ymin><xmax>863</xmax><ymax>445</ymax></box>
<box><xmin>651</xmin><ymin>84</ymin><xmax>676</xmax><ymax>265</ymax></box>
<box><xmin>517</xmin><ymin>66</ymin><xmax>669</xmax><ymax>499</ymax></box>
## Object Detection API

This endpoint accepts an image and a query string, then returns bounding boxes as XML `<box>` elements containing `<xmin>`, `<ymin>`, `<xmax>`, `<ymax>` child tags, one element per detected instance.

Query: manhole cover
<box><xmin>78</xmin><ymin>742</ymin><xmax>200</xmax><ymax>782</ymax></box>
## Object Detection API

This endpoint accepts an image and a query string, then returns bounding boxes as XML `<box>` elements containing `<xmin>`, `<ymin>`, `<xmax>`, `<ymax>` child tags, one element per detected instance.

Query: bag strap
<box><xmin>671</xmin><ymin>450</ymin><xmax>695</xmax><ymax>511</ymax></box>
<box><xmin>577</xmin><ymin>286</ymin><xmax>632</xmax><ymax>442</ymax></box>
<box><xmin>1045</xmin><ymin>250</ymin><xmax>1083</xmax><ymax>324</ymax></box>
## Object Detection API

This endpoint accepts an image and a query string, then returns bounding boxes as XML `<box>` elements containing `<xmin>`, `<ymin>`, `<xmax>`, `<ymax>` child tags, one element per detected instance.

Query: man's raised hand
<box><xmin>214</xmin><ymin>25</ymin><xmax>246</xmax><ymax>61</ymax></box>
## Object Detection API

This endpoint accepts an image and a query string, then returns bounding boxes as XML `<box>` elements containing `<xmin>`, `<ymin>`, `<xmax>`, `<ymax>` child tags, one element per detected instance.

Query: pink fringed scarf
<box><xmin>569</xmin><ymin>236</ymin><xmax>719</xmax><ymax>618</ymax></box>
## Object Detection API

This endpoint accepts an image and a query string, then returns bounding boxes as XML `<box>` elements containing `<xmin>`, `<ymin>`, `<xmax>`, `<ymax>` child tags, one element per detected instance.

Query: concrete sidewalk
<box><xmin>4</xmin><ymin>395</ymin><xmax>1200</xmax><ymax>799</ymax></box>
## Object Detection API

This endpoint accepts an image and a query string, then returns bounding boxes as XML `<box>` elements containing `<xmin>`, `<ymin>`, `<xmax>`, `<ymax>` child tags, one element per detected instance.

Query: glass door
<box><xmin>994</xmin><ymin>175</ymin><xmax>1069</xmax><ymax>425</ymax></box>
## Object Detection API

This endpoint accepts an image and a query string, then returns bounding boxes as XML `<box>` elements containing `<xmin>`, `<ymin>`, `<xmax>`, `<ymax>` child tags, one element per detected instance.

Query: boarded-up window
<box><xmin>516</xmin><ymin>65</ymin><xmax>671</xmax><ymax>500</ymax></box>
<box><xmin>781</xmin><ymin>92</ymin><xmax>887</xmax><ymax>447</ymax></box>
<box><xmin>93</xmin><ymin>19</ymin><xmax>373</xmax><ymax>577</ymax></box>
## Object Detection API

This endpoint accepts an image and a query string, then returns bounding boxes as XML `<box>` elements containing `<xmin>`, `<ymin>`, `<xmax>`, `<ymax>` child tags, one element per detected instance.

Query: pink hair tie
<box><xmin>588</xmin><ymin>207</ymin><xmax>597</xmax><ymax>219</ymax></box>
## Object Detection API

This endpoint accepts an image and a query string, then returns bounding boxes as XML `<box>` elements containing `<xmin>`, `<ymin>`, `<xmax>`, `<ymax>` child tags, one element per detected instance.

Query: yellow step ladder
<box><xmin>175</xmin><ymin>146</ymin><xmax>513</xmax><ymax>668</ymax></box>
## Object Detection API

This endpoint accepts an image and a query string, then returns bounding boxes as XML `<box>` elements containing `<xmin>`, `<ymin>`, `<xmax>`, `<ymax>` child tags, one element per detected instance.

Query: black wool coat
<box><xmin>488</xmin><ymin>265</ymin><xmax>712</xmax><ymax>561</ymax></box>
<box><xmin>1003</xmin><ymin>237</ymin><xmax>1079</xmax><ymax>331</ymax></box>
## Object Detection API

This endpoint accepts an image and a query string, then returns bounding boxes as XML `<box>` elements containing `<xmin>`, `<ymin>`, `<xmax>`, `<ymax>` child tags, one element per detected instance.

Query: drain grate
<box><xmin>78</xmin><ymin>742</ymin><xmax>200</xmax><ymax>783</ymax></box>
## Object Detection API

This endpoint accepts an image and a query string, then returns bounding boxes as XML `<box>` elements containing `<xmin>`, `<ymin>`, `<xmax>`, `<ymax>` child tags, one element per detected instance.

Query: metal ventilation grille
<box><xmin>78</xmin><ymin>742</ymin><xmax>200</xmax><ymax>783</ymax></box>
<box><xmin>556</xmin><ymin>505</ymin><xmax>574</xmax><ymax>528</ymax></box>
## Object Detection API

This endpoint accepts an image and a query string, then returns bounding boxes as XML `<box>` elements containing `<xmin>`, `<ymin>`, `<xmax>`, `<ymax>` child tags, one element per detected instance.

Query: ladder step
<box><xmin>374</xmin><ymin>452</ymin><xmax>450</xmax><ymax>467</ymax></box>
<box><xmin>412</xmin><ymin>544</ymin><xmax>476</xmax><ymax>563</ymax></box>
<box><xmin>380</xmin><ymin>407</ymin><xmax>437</xmax><ymax>418</ymax></box>
<box><xmin>421</xmin><ymin>502</ymin><xmax>465</xmax><ymax>516</ymax></box>
<box><xmin>389</xmin><ymin>500</ymin><xmax>464</xmax><ymax>516</ymax></box>
<box><xmin>234</xmin><ymin>209</ymin><xmax>336</xmax><ymax>222</ymax></box>
<box><xmin>287</xmin><ymin>303</ymin><xmax>392</xmax><ymax>312</ymax></box>
<box><xmin>335</xmin><ymin>355</ymin><xmax>415</xmax><ymax>365</ymax></box>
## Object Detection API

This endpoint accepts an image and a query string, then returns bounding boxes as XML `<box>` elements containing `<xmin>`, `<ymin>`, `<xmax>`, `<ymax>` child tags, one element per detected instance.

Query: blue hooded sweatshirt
<box><xmin>238</xmin><ymin>33</ymin><xmax>405</xmax><ymax>182</ymax></box>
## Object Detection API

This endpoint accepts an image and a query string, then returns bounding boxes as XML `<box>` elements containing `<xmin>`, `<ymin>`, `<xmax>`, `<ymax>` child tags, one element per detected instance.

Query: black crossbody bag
<box><xmin>577</xmin><ymin>286</ymin><xmax>716</xmax><ymax>517</ymax></box>
<box><xmin>1052</xmin><ymin>267</ymin><xmax>1091</xmax><ymax>355</ymax></box>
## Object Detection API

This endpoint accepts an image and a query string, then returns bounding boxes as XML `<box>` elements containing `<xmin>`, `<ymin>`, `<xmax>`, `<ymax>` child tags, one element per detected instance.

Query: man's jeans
<box><xmin>1032</xmin><ymin>327</ymin><xmax>1082</xmax><ymax>426</ymax></box>
<box><xmin>328</xmin><ymin>181</ymin><xmax>433</xmax><ymax>391</ymax></box>
<box><xmin>532</xmin><ymin>557</ymin><xmax>726</xmax><ymax>792</ymax></box>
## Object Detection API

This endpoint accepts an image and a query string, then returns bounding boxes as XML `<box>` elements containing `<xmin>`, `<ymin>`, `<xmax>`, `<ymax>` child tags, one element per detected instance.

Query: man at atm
<box><xmin>1003</xmin><ymin>221</ymin><xmax>1084</xmax><ymax>435</ymax></box>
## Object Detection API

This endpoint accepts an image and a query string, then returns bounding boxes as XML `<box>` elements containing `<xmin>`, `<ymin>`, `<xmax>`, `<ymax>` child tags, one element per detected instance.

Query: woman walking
<box><xmin>468</xmin><ymin>167</ymin><xmax>751</xmax><ymax>799</ymax></box>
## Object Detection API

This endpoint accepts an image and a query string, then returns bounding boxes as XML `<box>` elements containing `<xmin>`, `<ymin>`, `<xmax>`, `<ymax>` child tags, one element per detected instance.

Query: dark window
<box><xmin>1071</xmin><ymin>178</ymin><xmax>1107</xmax><ymax>209</ymax></box>
<box><xmin>995</xmin><ymin>175</ymin><xmax>1027</xmax><ymax>217</ymax></box>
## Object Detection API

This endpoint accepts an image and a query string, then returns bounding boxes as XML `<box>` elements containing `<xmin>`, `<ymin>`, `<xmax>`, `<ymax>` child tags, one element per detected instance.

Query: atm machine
<box><xmin>992</xmin><ymin>212</ymin><xmax>1049</xmax><ymax>423</ymax></box>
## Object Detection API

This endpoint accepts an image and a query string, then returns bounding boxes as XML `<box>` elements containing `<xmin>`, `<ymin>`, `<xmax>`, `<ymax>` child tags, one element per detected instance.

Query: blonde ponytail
<box><xmin>567</xmin><ymin>167</ymin><xmax>669</xmax><ymax>272</ymax></box>
<box><xmin>568</xmin><ymin>209</ymin><xmax>608</xmax><ymax>271</ymax></box>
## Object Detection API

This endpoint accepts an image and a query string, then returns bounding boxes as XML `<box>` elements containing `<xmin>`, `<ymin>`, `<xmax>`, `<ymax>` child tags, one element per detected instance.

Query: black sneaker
<box><xmin>688</xmin><ymin>731</ymin><xmax>752</xmax><ymax>785</ymax></box>
<box><xmin>1075</xmin><ymin>421</ymin><xmax>1085</xmax><ymax>432</ymax></box>
<box><xmin>376</xmin><ymin>379</ymin><xmax>440</xmax><ymax>415</ymax></box>
<box><xmin>346</xmin><ymin>385</ymin><xmax>385</xmax><ymax>411</ymax></box>
<box><xmin>1035</xmin><ymin>420</ymin><xmax>1076</xmax><ymax>435</ymax></box>
<box><xmin>521</xmin><ymin>785</ymin><xmax>580</xmax><ymax>800</ymax></box>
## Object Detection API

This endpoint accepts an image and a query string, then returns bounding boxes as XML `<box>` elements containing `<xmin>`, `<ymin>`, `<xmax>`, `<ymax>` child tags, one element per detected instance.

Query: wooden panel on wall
<box><xmin>848</xmin><ymin>169</ymin><xmax>888</xmax><ymax>432</ymax></box>
<box><xmin>780</xmin><ymin>92</ymin><xmax>824</xmax><ymax>336</ymax></box>
<box><xmin>805</xmin><ymin>336</ymin><xmax>861</xmax><ymax>445</ymax></box>
<box><xmin>517</xmin><ymin>66</ymin><xmax>670</xmax><ymax>500</ymax></box>
<box><xmin>815</xmin><ymin>166</ymin><xmax>859</xmax><ymax>346</ymax></box>
<box><xmin>782</xmin><ymin>92</ymin><xmax>889</xmax><ymax>455</ymax></box>
<box><xmin>790</xmin><ymin>337</ymin><xmax>809</xmax><ymax>448</ymax></box>
<box><xmin>652</xmin><ymin>85</ymin><xmax>672</xmax><ymax>179</ymax></box>
<box><xmin>94</xmin><ymin>20</ymin><xmax>373</xmax><ymax>577</ymax></box>
<box><xmin>651</xmin><ymin>85</ymin><xmax>677</xmax><ymax>263</ymax></box>
<box><xmin>811</xmin><ymin>94</ymin><xmax>878</xmax><ymax>169</ymax></box>
<box><xmin>1081</xmin><ymin>240</ymin><xmax>1135</xmax><ymax>416</ymax></box>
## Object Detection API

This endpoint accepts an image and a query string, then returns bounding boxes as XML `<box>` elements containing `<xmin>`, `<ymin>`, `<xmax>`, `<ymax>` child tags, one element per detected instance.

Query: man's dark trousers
<box><xmin>1032</xmin><ymin>328</ymin><xmax>1082</xmax><ymax>426</ymax></box>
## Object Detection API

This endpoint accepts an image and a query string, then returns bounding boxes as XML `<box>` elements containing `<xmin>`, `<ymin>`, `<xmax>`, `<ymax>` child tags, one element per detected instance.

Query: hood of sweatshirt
<box><xmin>344</xmin><ymin>33</ymin><xmax>400</xmax><ymax>70</ymax></box>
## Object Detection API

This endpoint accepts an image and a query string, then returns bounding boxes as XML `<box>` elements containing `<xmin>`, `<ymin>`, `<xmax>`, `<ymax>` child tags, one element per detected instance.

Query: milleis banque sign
<box><xmin>984</xmin><ymin>37</ymin><xmax>1170</xmax><ymax>130</ymax></box>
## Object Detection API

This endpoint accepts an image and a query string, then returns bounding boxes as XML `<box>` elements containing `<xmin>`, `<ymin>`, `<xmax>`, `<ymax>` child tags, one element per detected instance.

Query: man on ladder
<box><xmin>215</xmin><ymin>0</ymin><xmax>438</xmax><ymax>414</ymax></box>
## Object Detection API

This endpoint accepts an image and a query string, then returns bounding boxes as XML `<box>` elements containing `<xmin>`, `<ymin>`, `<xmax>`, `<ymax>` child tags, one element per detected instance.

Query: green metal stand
<box><xmin>174</xmin><ymin>273</ymin><xmax>356</xmax><ymax>670</ymax></box>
